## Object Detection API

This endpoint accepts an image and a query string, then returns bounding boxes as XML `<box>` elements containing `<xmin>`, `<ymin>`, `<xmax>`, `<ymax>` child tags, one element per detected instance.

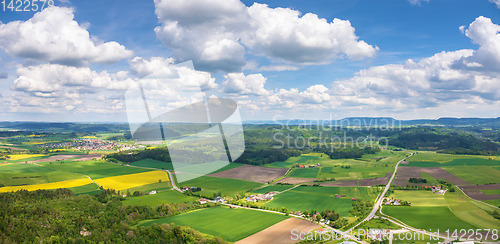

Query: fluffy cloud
<box><xmin>329</xmin><ymin>17</ymin><xmax>500</xmax><ymax>110</ymax></box>
<box><xmin>154</xmin><ymin>0</ymin><xmax>377</xmax><ymax>72</ymax></box>
<box><xmin>408</xmin><ymin>0</ymin><xmax>430</xmax><ymax>5</ymax></box>
<box><xmin>458</xmin><ymin>16</ymin><xmax>500</xmax><ymax>71</ymax></box>
<box><xmin>129</xmin><ymin>57</ymin><xmax>218</xmax><ymax>90</ymax></box>
<box><xmin>0</xmin><ymin>7</ymin><xmax>133</xmax><ymax>66</ymax></box>
<box><xmin>222</xmin><ymin>73</ymin><xmax>271</xmax><ymax>96</ymax></box>
<box><xmin>11</xmin><ymin>64</ymin><xmax>135</xmax><ymax>95</ymax></box>
<box><xmin>154</xmin><ymin>0</ymin><xmax>249</xmax><ymax>73</ymax></box>
<box><xmin>489</xmin><ymin>0</ymin><xmax>500</xmax><ymax>8</ymax></box>
<box><xmin>243</xmin><ymin>3</ymin><xmax>378</xmax><ymax>63</ymax></box>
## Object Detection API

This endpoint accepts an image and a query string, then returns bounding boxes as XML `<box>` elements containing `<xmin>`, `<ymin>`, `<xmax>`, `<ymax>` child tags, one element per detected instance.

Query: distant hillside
<box><xmin>245</xmin><ymin>117</ymin><xmax>500</xmax><ymax>128</ymax></box>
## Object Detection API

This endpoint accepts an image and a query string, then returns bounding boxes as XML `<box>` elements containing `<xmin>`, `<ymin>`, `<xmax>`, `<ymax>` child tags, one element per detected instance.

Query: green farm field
<box><xmin>139</xmin><ymin>207</ymin><xmax>288</xmax><ymax>242</ymax></box>
<box><xmin>445</xmin><ymin>190</ymin><xmax>500</xmax><ymax>229</ymax></box>
<box><xmin>264</xmin><ymin>185</ymin><xmax>377</xmax><ymax>216</ymax></box>
<box><xmin>442</xmin><ymin>166</ymin><xmax>500</xmax><ymax>185</ymax></box>
<box><xmin>38</xmin><ymin>160</ymin><xmax>153</xmax><ymax>179</ymax></box>
<box><xmin>69</xmin><ymin>183</ymin><xmax>101</xmax><ymax>195</ymax></box>
<box><xmin>179</xmin><ymin>176</ymin><xmax>262</xmax><ymax>198</ymax></box>
<box><xmin>481</xmin><ymin>189</ymin><xmax>500</xmax><ymax>195</ymax></box>
<box><xmin>250</xmin><ymin>184</ymin><xmax>295</xmax><ymax>194</ymax></box>
<box><xmin>407</xmin><ymin>152</ymin><xmax>500</xmax><ymax>167</ymax></box>
<box><xmin>123</xmin><ymin>190</ymin><xmax>195</xmax><ymax>206</ymax></box>
<box><xmin>124</xmin><ymin>181</ymin><xmax>172</xmax><ymax>193</ymax></box>
<box><xmin>383</xmin><ymin>206</ymin><xmax>479</xmax><ymax>231</ymax></box>
<box><xmin>0</xmin><ymin>163</ymin><xmax>88</xmax><ymax>186</ymax></box>
<box><xmin>129</xmin><ymin>159</ymin><xmax>173</xmax><ymax>170</ymax></box>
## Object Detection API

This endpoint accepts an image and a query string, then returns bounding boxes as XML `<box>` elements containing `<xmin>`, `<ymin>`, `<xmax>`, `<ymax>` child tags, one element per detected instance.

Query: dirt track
<box><xmin>236</xmin><ymin>218</ymin><xmax>318</xmax><ymax>244</ymax></box>
<box><xmin>208</xmin><ymin>165</ymin><xmax>288</xmax><ymax>183</ymax></box>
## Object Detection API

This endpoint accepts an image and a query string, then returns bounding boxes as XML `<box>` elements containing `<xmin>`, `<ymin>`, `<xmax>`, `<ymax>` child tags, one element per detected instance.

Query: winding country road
<box><xmin>348</xmin><ymin>152</ymin><xmax>414</xmax><ymax>233</ymax></box>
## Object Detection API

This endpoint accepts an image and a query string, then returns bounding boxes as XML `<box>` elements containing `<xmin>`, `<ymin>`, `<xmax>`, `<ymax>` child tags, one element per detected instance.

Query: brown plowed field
<box><xmin>208</xmin><ymin>165</ymin><xmax>288</xmax><ymax>183</ymax></box>
<box><xmin>236</xmin><ymin>218</ymin><xmax>319</xmax><ymax>244</ymax></box>
<box><xmin>394</xmin><ymin>167</ymin><xmax>472</xmax><ymax>186</ymax></box>
<box><xmin>460</xmin><ymin>183</ymin><xmax>500</xmax><ymax>190</ymax></box>
<box><xmin>462</xmin><ymin>190</ymin><xmax>500</xmax><ymax>201</ymax></box>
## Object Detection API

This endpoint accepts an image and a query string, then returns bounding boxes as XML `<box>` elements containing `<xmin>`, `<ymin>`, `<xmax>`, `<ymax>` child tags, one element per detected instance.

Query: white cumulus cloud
<box><xmin>0</xmin><ymin>7</ymin><xmax>133</xmax><ymax>66</ymax></box>
<box><xmin>222</xmin><ymin>73</ymin><xmax>271</xmax><ymax>96</ymax></box>
<box><xmin>153</xmin><ymin>0</ymin><xmax>377</xmax><ymax>72</ymax></box>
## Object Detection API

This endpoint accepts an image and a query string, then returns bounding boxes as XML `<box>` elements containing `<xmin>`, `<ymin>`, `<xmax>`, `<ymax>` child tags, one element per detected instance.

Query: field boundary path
<box><xmin>455</xmin><ymin>185</ymin><xmax>500</xmax><ymax>210</ymax></box>
<box><xmin>348</xmin><ymin>152</ymin><xmax>415</xmax><ymax>233</ymax></box>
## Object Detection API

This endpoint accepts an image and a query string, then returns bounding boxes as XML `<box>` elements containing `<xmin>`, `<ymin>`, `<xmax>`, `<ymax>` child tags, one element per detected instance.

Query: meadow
<box><xmin>179</xmin><ymin>176</ymin><xmax>262</xmax><ymax>198</ymax></box>
<box><xmin>442</xmin><ymin>166</ymin><xmax>500</xmax><ymax>185</ymax></box>
<box><xmin>383</xmin><ymin>206</ymin><xmax>479</xmax><ymax>231</ymax></box>
<box><xmin>251</xmin><ymin>184</ymin><xmax>295</xmax><ymax>194</ymax></box>
<box><xmin>385</xmin><ymin>190</ymin><xmax>500</xmax><ymax>232</ymax></box>
<box><xmin>264</xmin><ymin>185</ymin><xmax>376</xmax><ymax>216</ymax></box>
<box><xmin>123</xmin><ymin>190</ymin><xmax>195</xmax><ymax>206</ymax></box>
<box><xmin>38</xmin><ymin>160</ymin><xmax>153</xmax><ymax>179</ymax></box>
<box><xmin>139</xmin><ymin>207</ymin><xmax>288</xmax><ymax>242</ymax></box>
<box><xmin>0</xmin><ymin>163</ymin><xmax>88</xmax><ymax>186</ymax></box>
<box><xmin>129</xmin><ymin>159</ymin><xmax>173</xmax><ymax>170</ymax></box>
<box><xmin>445</xmin><ymin>189</ymin><xmax>500</xmax><ymax>230</ymax></box>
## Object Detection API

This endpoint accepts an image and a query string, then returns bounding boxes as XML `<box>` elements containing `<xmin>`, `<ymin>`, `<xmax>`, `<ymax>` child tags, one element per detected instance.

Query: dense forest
<box><xmin>0</xmin><ymin>189</ymin><xmax>226</xmax><ymax>243</ymax></box>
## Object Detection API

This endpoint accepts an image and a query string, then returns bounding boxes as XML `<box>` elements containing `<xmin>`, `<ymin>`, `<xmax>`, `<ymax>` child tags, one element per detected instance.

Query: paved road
<box><xmin>348</xmin><ymin>152</ymin><xmax>414</xmax><ymax>233</ymax></box>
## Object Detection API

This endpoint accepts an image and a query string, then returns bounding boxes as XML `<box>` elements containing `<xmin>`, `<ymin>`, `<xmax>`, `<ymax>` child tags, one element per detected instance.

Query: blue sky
<box><xmin>0</xmin><ymin>0</ymin><xmax>499</xmax><ymax>122</ymax></box>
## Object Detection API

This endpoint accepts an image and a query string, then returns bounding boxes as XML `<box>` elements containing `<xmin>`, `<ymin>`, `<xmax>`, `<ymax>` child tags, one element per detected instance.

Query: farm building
<box><xmin>199</xmin><ymin>198</ymin><xmax>208</xmax><ymax>204</ymax></box>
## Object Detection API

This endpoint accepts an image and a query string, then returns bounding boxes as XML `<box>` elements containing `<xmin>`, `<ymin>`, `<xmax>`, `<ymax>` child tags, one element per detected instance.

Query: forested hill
<box><xmin>244</xmin><ymin>117</ymin><xmax>500</xmax><ymax>128</ymax></box>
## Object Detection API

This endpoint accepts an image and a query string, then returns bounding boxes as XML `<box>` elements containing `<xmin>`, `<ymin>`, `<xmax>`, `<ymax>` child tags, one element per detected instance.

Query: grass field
<box><xmin>129</xmin><ymin>159</ymin><xmax>173</xmax><ymax>170</ymax></box>
<box><xmin>124</xmin><ymin>181</ymin><xmax>172</xmax><ymax>193</ymax></box>
<box><xmin>317</xmin><ymin>166</ymin><xmax>392</xmax><ymax>180</ymax></box>
<box><xmin>39</xmin><ymin>160</ymin><xmax>153</xmax><ymax>179</ymax></box>
<box><xmin>481</xmin><ymin>189</ymin><xmax>500</xmax><ymax>195</ymax></box>
<box><xmin>251</xmin><ymin>184</ymin><xmax>295</xmax><ymax>194</ymax></box>
<box><xmin>288</xmin><ymin>168</ymin><xmax>319</xmax><ymax>178</ymax></box>
<box><xmin>207</xmin><ymin>162</ymin><xmax>243</xmax><ymax>174</ymax></box>
<box><xmin>94</xmin><ymin>171</ymin><xmax>169</xmax><ymax>191</ymax></box>
<box><xmin>139</xmin><ymin>207</ymin><xmax>288</xmax><ymax>242</ymax></box>
<box><xmin>383</xmin><ymin>206</ymin><xmax>479</xmax><ymax>231</ymax></box>
<box><xmin>123</xmin><ymin>190</ymin><xmax>195</xmax><ymax>206</ymax></box>
<box><xmin>264</xmin><ymin>185</ymin><xmax>376</xmax><ymax>216</ymax></box>
<box><xmin>442</xmin><ymin>166</ymin><xmax>500</xmax><ymax>185</ymax></box>
<box><xmin>407</xmin><ymin>152</ymin><xmax>500</xmax><ymax>167</ymax></box>
<box><xmin>0</xmin><ymin>178</ymin><xmax>93</xmax><ymax>192</ymax></box>
<box><xmin>179</xmin><ymin>176</ymin><xmax>262</xmax><ymax>198</ymax></box>
<box><xmin>68</xmin><ymin>183</ymin><xmax>101</xmax><ymax>195</ymax></box>
<box><xmin>0</xmin><ymin>163</ymin><xmax>88</xmax><ymax>186</ymax></box>
<box><xmin>388</xmin><ymin>190</ymin><xmax>448</xmax><ymax>207</ymax></box>
<box><xmin>445</xmin><ymin>190</ymin><xmax>500</xmax><ymax>230</ymax></box>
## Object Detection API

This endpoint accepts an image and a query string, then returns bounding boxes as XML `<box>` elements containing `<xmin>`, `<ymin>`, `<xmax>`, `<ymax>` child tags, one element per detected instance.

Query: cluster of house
<box><xmin>334</xmin><ymin>194</ymin><xmax>347</xmax><ymax>199</ymax></box>
<box><xmin>383</xmin><ymin>198</ymin><xmax>405</xmax><ymax>206</ymax></box>
<box><xmin>423</xmin><ymin>185</ymin><xmax>446</xmax><ymax>195</ymax></box>
<box><xmin>199</xmin><ymin>196</ymin><xmax>225</xmax><ymax>204</ymax></box>
<box><xmin>181</xmin><ymin>186</ymin><xmax>202</xmax><ymax>192</ymax></box>
<box><xmin>245</xmin><ymin>191</ymin><xmax>278</xmax><ymax>202</ymax></box>
<box><xmin>38</xmin><ymin>139</ymin><xmax>141</xmax><ymax>152</ymax></box>
<box><xmin>298</xmin><ymin>163</ymin><xmax>321</xmax><ymax>168</ymax></box>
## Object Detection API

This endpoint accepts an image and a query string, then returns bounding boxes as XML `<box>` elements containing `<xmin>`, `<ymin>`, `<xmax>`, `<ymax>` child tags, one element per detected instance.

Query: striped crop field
<box><xmin>0</xmin><ymin>178</ymin><xmax>93</xmax><ymax>193</ymax></box>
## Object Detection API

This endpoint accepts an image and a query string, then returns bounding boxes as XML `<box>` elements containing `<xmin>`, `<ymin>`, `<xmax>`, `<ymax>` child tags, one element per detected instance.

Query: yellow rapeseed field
<box><xmin>22</xmin><ymin>141</ymin><xmax>59</xmax><ymax>145</ymax></box>
<box><xmin>95</xmin><ymin>171</ymin><xmax>169</xmax><ymax>190</ymax></box>
<box><xmin>0</xmin><ymin>178</ymin><xmax>93</xmax><ymax>193</ymax></box>
<box><xmin>7</xmin><ymin>154</ymin><xmax>47</xmax><ymax>160</ymax></box>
